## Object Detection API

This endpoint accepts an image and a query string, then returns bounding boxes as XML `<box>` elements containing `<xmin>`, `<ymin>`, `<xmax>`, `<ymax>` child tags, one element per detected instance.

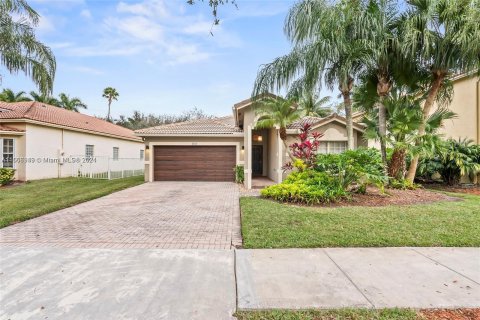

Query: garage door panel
<box><xmin>153</xmin><ymin>146</ymin><xmax>236</xmax><ymax>182</ymax></box>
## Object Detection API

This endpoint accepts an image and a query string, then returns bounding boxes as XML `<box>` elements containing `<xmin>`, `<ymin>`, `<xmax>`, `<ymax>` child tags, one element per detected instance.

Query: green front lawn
<box><xmin>235</xmin><ymin>309</ymin><xmax>418</xmax><ymax>320</ymax></box>
<box><xmin>0</xmin><ymin>176</ymin><xmax>144</xmax><ymax>228</ymax></box>
<box><xmin>240</xmin><ymin>193</ymin><xmax>480</xmax><ymax>248</ymax></box>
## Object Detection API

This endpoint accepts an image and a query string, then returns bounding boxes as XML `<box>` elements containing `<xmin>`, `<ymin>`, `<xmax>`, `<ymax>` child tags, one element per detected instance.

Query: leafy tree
<box><xmin>102</xmin><ymin>87</ymin><xmax>119</xmax><ymax>121</ymax></box>
<box><xmin>0</xmin><ymin>0</ymin><xmax>56</xmax><ymax>94</ymax></box>
<box><xmin>254</xmin><ymin>97</ymin><xmax>301</xmax><ymax>161</ymax></box>
<box><xmin>115</xmin><ymin>107</ymin><xmax>212</xmax><ymax>130</ymax></box>
<box><xmin>293</xmin><ymin>91</ymin><xmax>332</xmax><ymax>118</ymax></box>
<box><xmin>253</xmin><ymin>0</ymin><xmax>366</xmax><ymax>150</ymax></box>
<box><xmin>29</xmin><ymin>91</ymin><xmax>60</xmax><ymax>106</ymax></box>
<box><xmin>58</xmin><ymin>93</ymin><xmax>87</xmax><ymax>112</ymax></box>
<box><xmin>404</xmin><ymin>0</ymin><xmax>480</xmax><ymax>183</ymax></box>
<box><xmin>0</xmin><ymin>88</ymin><xmax>31</xmax><ymax>102</ymax></box>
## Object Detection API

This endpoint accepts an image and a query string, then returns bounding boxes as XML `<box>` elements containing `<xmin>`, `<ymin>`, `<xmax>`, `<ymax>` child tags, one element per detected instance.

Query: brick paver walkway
<box><xmin>0</xmin><ymin>182</ymin><xmax>242</xmax><ymax>249</ymax></box>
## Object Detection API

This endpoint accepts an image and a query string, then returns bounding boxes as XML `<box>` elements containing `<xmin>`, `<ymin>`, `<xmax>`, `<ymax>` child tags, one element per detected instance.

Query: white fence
<box><xmin>69</xmin><ymin>156</ymin><xmax>144</xmax><ymax>180</ymax></box>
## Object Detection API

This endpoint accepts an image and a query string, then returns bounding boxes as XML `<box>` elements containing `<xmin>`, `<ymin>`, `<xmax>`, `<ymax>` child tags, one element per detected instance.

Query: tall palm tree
<box><xmin>0</xmin><ymin>88</ymin><xmax>32</xmax><ymax>102</ymax></box>
<box><xmin>254</xmin><ymin>97</ymin><xmax>301</xmax><ymax>161</ymax></box>
<box><xmin>404</xmin><ymin>0</ymin><xmax>480</xmax><ymax>183</ymax></box>
<box><xmin>58</xmin><ymin>93</ymin><xmax>87</xmax><ymax>112</ymax></box>
<box><xmin>294</xmin><ymin>91</ymin><xmax>332</xmax><ymax>118</ymax></box>
<box><xmin>253</xmin><ymin>0</ymin><xmax>366</xmax><ymax>151</ymax></box>
<box><xmin>102</xmin><ymin>87</ymin><xmax>119</xmax><ymax>121</ymax></box>
<box><xmin>355</xmin><ymin>0</ymin><xmax>401</xmax><ymax>168</ymax></box>
<box><xmin>29</xmin><ymin>91</ymin><xmax>60</xmax><ymax>107</ymax></box>
<box><xmin>0</xmin><ymin>0</ymin><xmax>56</xmax><ymax>95</ymax></box>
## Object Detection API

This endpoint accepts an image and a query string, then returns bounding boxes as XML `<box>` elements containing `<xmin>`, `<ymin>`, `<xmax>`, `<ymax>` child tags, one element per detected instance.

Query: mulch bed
<box><xmin>0</xmin><ymin>181</ymin><xmax>25</xmax><ymax>189</ymax></box>
<box><xmin>419</xmin><ymin>308</ymin><xmax>480</xmax><ymax>320</ymax></box>
<box><xmin>328</xmin><ymin>187</ymin><xmax>459</xmax><ymax>207</ymax></box>
<box><xmin>427</xmin><ymin>183</ymin><xmax>480</xmax><ymax>196</ymax></box>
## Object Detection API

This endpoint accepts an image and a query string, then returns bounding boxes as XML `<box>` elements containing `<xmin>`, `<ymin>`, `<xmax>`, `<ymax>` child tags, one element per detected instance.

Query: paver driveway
<box><xmin>0</xmin><ymin>182</ymin><xmax>241</xmax><ymax>249</ymax></box>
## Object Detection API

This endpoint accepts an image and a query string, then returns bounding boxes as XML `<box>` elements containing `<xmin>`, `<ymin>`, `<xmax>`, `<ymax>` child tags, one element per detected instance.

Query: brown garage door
<box><xmin>154</xmin><ymin>145</ymin><xmax>236</xmax><ymax>181</ymax></box>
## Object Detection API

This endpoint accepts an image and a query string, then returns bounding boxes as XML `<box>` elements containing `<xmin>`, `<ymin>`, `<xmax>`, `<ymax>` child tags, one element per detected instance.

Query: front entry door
<box><xmin>252</xmin><ymin>145</ymin><xmax>263</xmax><ymax>176</ymax></box>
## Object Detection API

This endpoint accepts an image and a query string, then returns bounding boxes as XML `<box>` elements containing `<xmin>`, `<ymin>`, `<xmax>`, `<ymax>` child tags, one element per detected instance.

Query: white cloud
<box><xmin>117</xmin><ymin>0</ymin><xmax>168</xmax><ymax>18</ymax></box>
<box><xmin>80</xmin><ymin>9</ymin><xmax>92</xmax><ymax>19</ymax></box>
<box><xmin>37</xmin><ymin>14</ymin><xmax>55</xmax><ymax>34</ymax></box>
<box><xmin>105</xmin><ymin>16</ymin><xmax>163</xmax><ymax>42</ymax></box>
<box><xmin>60</xmin><ymin>0</ymin><xmax>242</xmax><ymax>65</ymax></box>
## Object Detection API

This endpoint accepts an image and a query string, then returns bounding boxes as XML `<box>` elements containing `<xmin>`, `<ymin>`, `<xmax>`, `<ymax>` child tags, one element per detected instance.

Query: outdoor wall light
<box><xmin>241</xmin><ymin>146</ymin><xmax>245</xmax><ymax>151</ymax></box>
<box><xmin>253</xmin><ymin>135</ymin><xmax>263</xmax><ymax>142</ymax></box>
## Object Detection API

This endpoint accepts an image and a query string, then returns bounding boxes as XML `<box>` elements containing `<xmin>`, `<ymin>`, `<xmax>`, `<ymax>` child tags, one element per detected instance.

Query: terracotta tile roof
<box><xmin>135</xmin><ymin>116</ymin><xmax>243</xmax><ymax>135</ymax></box>
<box><xmin>288</xmin><ymin>114</ymin><xmax>366</xmax><ymax>131</ymax></box>
<box><xmin>287</xmin><ymin>116</ymin><xmax>325</xmax><ymax>129</ymax></box>
<box><xmin>0</xmin><ymin>102</ymin><xmax>141</xmax><ymax>141</ymax></box>
<box><xmin>0</xmin><ymin>124</ymin><xmax>24</xmax><ymax>132</ymax></box>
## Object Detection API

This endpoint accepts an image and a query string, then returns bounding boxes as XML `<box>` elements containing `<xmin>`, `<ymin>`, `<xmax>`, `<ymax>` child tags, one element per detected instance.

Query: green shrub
<box><xmin>418</xmin><ymin>138</ymin><xmax>480</xmax><ymax>185</ymax></box>
<box><xmin>389</xmin><ymin>178</ymin><xmax>419</xmax><ymax>190</ymax></box>
<box><xmin>316</xmin><ymin>148</ymin><xmax>387</xmax><ymax>193</ymax></box>
<box><xmin>261</xmin><ymin>170</ymin><xmax>349</xmax><ymax>204</ymax></box>
<box><xmin>0</xmin><ymin>168</ymin><xmax>15</xmax><ymax>186</ymax></box>
<box><xmin>234</xmin><ymin>165</ymin><xmax>244</xmax><ymax>183</ymax></box>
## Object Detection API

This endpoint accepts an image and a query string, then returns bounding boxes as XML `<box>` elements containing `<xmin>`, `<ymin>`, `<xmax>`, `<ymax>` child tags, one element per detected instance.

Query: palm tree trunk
<box><xmin>406</xmin><ymin>73</ymin><xmax>445</xmax><ymax>183</ymax></box>
<box><xmin>388</xmin><ymin>148</ymin><xmax>406</xmax><ymax>180</ymax></box>
<box><xmin>342</xmin><ymin>92</ymin><xmax>354</xmax><ymax>150</ymax></box>
<box><xmin>376</xmin><ymin>73</ymin><xmax>390</xmax><ymax>172</ymax></box>
<box><xmin>377</xmin><ymin>99</ymin><xmax>388</xmax><ymax>168</ymax></box>
<box><xmin>107</xmin><ymin>100</ymin><xmax>112</xmax><ymax>121</ymax></box>
<box><xmin>280</xmin><ymin>127</ymin><xmax>295</xmax><ymax>161</ymax></box>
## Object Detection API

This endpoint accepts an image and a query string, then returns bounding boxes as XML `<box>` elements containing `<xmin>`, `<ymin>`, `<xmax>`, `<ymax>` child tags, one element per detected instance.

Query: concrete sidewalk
<box><xmin>236</xmin><ymin>247</ymin><xmax>480</xmax><ymax>310</ymax></box>
<box><xmin>1</xmin><ymin>247</ymin><xmax>479</xmax><ymax>320</ymax></box>
<box><xmin>0</xmin><ymin>247</ymin><xmax>236</xmax><ymax>320</ymax></box>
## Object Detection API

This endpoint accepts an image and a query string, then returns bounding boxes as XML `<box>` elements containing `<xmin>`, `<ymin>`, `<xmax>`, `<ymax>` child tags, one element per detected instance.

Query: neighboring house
<box><xmin>436</xmin><ymin>73</ymin><xmax>480</xmax><ymax>144</ymax></box>
<box><xmin>135</xmin><ymin>95</ymin><xmax>366</xmax><ymax>189</ymax></box>
<box><xmin>0</xmin><ymin>102</ymin><xmax>144</xmax><ymax>181</ymax></box>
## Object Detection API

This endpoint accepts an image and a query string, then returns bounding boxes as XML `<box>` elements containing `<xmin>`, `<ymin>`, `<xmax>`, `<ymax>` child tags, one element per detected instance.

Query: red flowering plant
<box><xmin>283</xmin><ymin>123</ymin><xmax>324</xmax><ymax>171</ymax></box>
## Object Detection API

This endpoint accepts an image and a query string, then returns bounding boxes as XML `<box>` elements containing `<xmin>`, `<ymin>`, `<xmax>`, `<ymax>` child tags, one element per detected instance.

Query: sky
<box><xmin>1</xmin><ymin>0</ymin><xmax>326</xmax><ymax>119</ymax></box>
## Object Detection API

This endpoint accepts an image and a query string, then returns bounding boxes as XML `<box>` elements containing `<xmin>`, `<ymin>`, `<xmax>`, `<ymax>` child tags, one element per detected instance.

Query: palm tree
<box><xmin>0</xmin><ymin>0</ymin><xmax>56</xmax><ymax>95</ymax></box>
<box><xmin>253</xmin><ymin>0</ymin><xmax>366</xmax><ymax>151</ymax></box>
<box><xmin>403</xmin><ymin>0</ymin><xmax>480</xmax><ymax>183</ymax></box>
<box><xmin>0</xmin><ymin>89</ymin><xmax>32</xmax><ymax>102</ymax></box>
<box><xmin>29</xmin><ymin>91</ymin><xmax>60</xmax><ymax>107</ymax></box>
<box><xmin>58</xmin><ymin>93</ymin><xmax>87</xmax><ymax>112</ymax></box>
<box><xmin>363</xmin><ymin>89</ymin><xmax>455</xmax><ymax>180</ymax></box>
<box><xmin>102</xmin><ymin>87</ymin><xmax>119</xmax><ymax>121</ymax></box>
<box><xmin>254</xmin><ymin>97</ymin><xmax>301</xmax><ymax>161</ymax></box>
<box><xmin>355</xmin><ymin>0</ymin><xmax>401</xmax><ymax>168</ymax></box>
<box><xmin>294</xmin><ymin>91</ymin><xmax>332</xmax><ymax>118</ymax></box>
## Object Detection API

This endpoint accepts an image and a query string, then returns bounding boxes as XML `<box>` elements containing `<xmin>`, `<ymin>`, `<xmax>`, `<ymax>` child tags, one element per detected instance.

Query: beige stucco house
<box><xmin>0</xmin><ymin>101</ymin><xmax>144</xmax><ymax>181</ymax></box>
<box><xmin>435</xmin><ymin>73</ymin><xmax>480</xmax><ymax>144</ymax></box>
<box><xmin>136</xmin><ymin>95</ymin><xmax>366</xmax><ymax>189</ymax></box>
<box><xmin>136</xmin><ymin>73</ymin><xmax>479</xmax><ymax>189</ymax></box>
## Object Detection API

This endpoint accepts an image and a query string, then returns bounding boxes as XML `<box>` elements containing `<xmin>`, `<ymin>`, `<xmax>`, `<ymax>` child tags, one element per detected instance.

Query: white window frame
<box><xmin>140</xmin><ymin>149</ymin><xmax>144</xmax><ymax>160</ymax></box>
<box><xmin>1</xmin><ymin>138</ymin><xmax>15</xmax><ymax>169</ymax></box>
<box><xmin>318</xmin><ymin>141</ymin><xmax>348</xmax><ymax>154</ymax></box>
<box><xmin>85</xmin><ymin>144</ymin><xmax>94</xmax><ymax>158</ymax></box>
<box><xmin>113</xmin><ymin>147</ymin><xmax>119</xmax><ymax>161</ymax></box>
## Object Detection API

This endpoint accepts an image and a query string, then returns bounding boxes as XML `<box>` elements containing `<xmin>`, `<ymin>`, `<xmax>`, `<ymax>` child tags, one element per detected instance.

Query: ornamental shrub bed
<box><xmin>0</xmin><ymin>168</ymin><xmax>15</xmax><ymax>186</ymax></box>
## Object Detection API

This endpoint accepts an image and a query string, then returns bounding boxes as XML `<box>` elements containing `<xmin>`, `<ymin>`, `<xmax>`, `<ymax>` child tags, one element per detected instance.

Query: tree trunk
<box><xmin>280</xmin><ymin>127</ymin><xmax>295</xmax><ymax>161</ymax></box>
<box><xmin>376</xmin><ymin>73</ymin><xmax>390</xmax><ymax>172</ymax></box>
<box><xmin>406</xmin><ymin>72</ymin><xmax>445</xmax><ymax>183</ymax></box>
<box><xmin>339</xmin><ymin>77</ymin><xmax>355</xmax><ymax>150</ymax></box>
<box><xmin>388</xmin><ymin>148</ymin><xmax>406</xmax><ymax>180</ymax></box>
<box><xmin>342</xmin><ymin>92</ymin><xmax>354</xmax><ymax>150</ymax></box>
<box><xmin>107</xmin><ymin>100</ymin><xmax>112</xmax><ymax>121</ymax></box>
